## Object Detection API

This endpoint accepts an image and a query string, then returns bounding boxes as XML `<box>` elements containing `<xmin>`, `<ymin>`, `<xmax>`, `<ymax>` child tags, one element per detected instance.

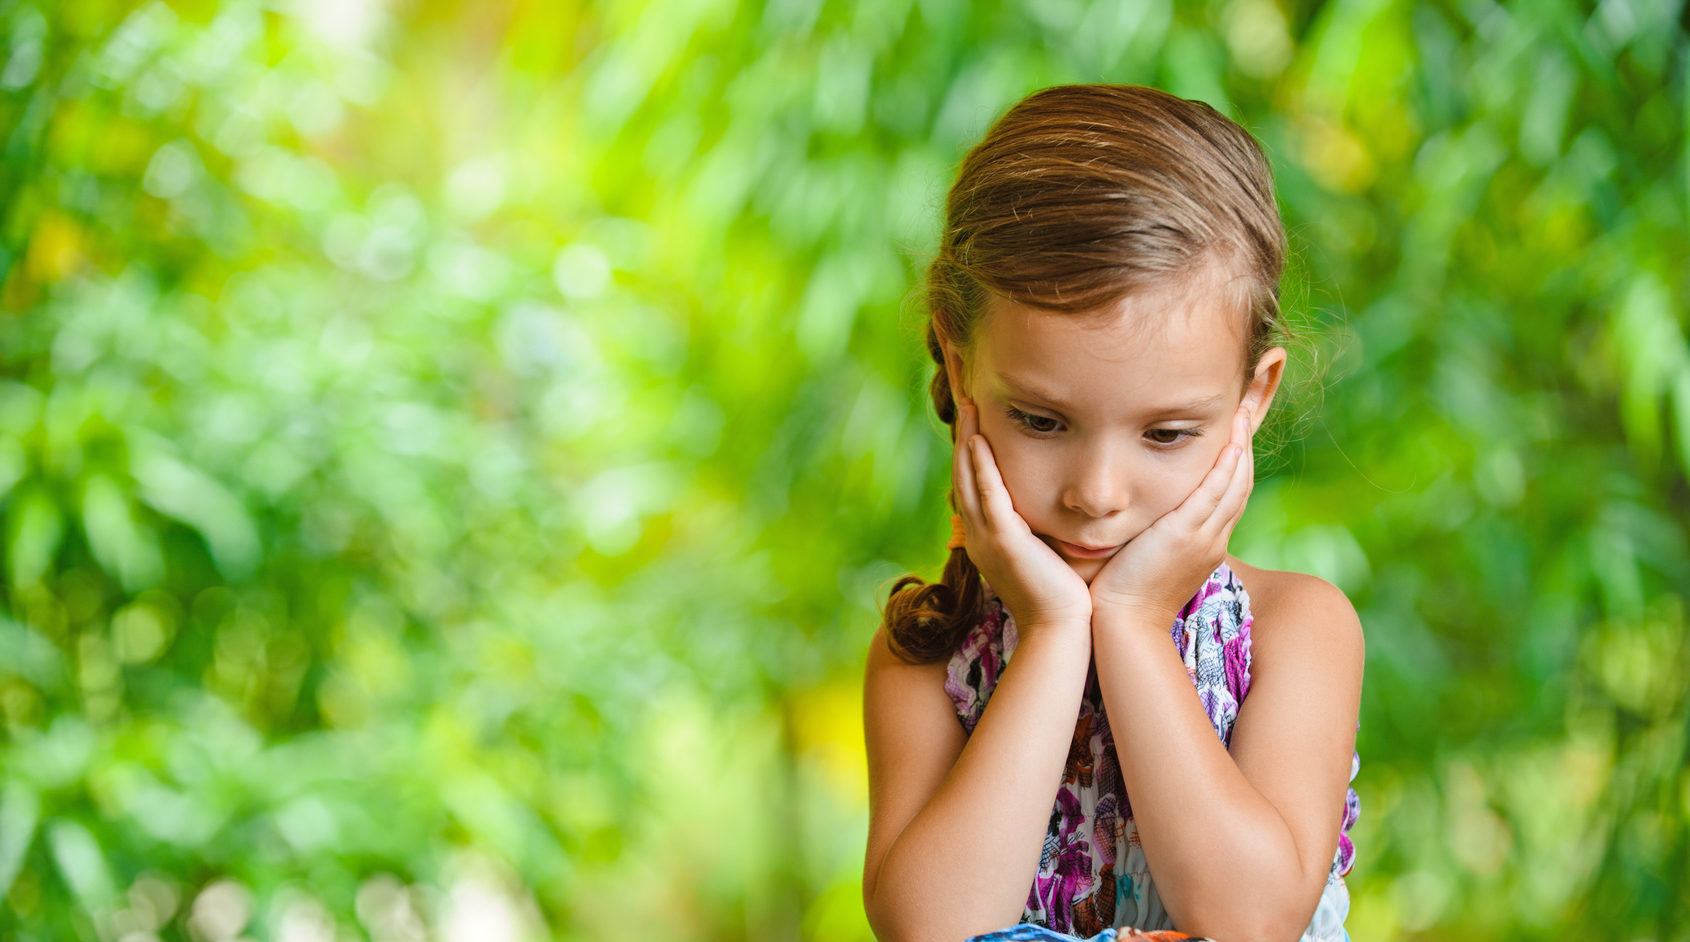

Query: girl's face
<box><xmin>944</xmin><ymin>283</ymin><xmax>1285</xmax><ymax>585</ymax></box>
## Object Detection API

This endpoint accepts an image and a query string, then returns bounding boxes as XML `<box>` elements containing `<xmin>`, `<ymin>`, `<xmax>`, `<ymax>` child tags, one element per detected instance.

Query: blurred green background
<box><xmin>2</xmin><ymin>0</ymin><xmax>1687</xmax><ymax>939</ymax></box>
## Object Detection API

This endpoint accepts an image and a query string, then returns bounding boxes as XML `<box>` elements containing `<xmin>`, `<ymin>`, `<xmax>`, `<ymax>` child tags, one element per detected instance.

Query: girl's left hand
<box><xmin>1088</xmin><ymin>404</ymin><xmax>1254</xmax><ymax>626</ymax></box>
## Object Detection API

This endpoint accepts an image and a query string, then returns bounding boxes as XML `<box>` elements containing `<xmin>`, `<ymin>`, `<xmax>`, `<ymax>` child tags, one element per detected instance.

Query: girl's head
<box><xmin>887</xmin><ymin>84</ymin><xmax>1291</xmax><ymax>661</ymax></box>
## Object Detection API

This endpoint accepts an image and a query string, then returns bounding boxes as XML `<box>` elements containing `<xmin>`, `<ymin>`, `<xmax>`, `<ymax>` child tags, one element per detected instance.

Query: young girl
<box><xmin>861</xmin><ymin>85</ymin><xmax>1363</xmax><ymax>942</ymax></box>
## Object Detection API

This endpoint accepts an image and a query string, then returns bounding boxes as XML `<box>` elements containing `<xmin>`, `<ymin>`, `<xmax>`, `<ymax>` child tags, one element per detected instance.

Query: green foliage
<box><xmin>1</xmin><ymin>0</ymin><xmax>1686</xmax><ymax>939</ymax></box>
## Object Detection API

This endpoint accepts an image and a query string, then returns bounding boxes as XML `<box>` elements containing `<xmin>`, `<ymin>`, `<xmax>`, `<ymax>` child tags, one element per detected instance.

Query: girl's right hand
<box><xmin>953</xmin><ymin>398</ymin><xmax>1093</xmax><ymax>633</ymax></box>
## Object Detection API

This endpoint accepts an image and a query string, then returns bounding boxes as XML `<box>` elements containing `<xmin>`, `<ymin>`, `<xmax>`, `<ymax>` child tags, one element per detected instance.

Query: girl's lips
<box><xmin>1055</xmin><ymin>539</ymin><xmax>1123</xmax><ymax>559</ymax></box>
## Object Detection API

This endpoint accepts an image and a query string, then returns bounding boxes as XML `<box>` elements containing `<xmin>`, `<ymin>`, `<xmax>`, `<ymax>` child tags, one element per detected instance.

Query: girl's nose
<box><xmin>1061</xmin><ymin>446</ymin><xmax>1130</xmax><ymax>519</ymax></box>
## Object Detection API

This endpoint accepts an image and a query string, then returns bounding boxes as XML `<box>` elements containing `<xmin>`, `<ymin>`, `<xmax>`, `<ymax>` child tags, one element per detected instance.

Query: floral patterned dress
<box><xmin>945</xmin><ymin>563</ymin><xmax>1359</xmax><ymax>941</ymax></box>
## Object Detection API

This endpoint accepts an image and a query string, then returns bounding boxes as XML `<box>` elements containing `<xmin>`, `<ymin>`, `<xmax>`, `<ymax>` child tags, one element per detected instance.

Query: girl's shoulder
<box><xmin>1224</xmin><ymin>555</ymin><xmax>1364</xmax><ymax>656</ymax></box>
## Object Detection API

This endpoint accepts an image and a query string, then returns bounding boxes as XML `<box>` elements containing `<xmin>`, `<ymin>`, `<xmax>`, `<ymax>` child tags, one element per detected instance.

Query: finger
<box><xmin>1215</xmin><ymin>413</ymin><xmax>1259</xmax><ymax>536</ymax></box>
<box><xmin>1241</xmin><ymin>424</ymin><xmax>1256</xmax><ymax>505</ymax></box>
<box><xmin>951</xmin><ymin>397</ymin><xmax>980</xmax><ymax>503</ymax></box>
<box><xmin>958</xmin><ymin>393</ymin><xmax>979</xmax><ymax>441</ymax></box>
<box><xmin>1154</xmin><ymin>406</ymin><xmax>1247</xmax><ymax>537</ymax></box>
<box><xmin>952</xmin><ymin>403</ymin><xmax>984</xmax><ymax>537</ymax></box>
<box><xmin>1246</xmin><ymin>419</ymin><xmax>1256</xmax><ymax>489</ymax></box>
<box><xmin>1162</xmin><ymin>449</ymin><xmax>1243</xmax><ymax>544</ymax></box>
<box><xmin>1199</xmin><ymin>407</ymin><xmax>1252</xmax><ymax>519</ymax></box>
<box><xmin>969</xmin><ymin>433</ymin><xmax>1021</xmax><ymax>537</ymax></box>
<box><xmin>1219</xmin><ymin>462</ymin><xmax>1253</xmax><ymax>544</ymax></box>
<box><xmin>1209</xmin><ymin>438</ymin><xmax>1253</xmax><ymax>536</ymax></box>
<box><xmin>1242</xmin><ymin>409</ymin><xmax>1256</xmax><ymax>498</ymax></box>
<box><xmin>1171</xmin><ymin>438</ymin><xmax>1244</xmax><ymax>531</ymax></box>
<box><xmin>1210</xmin><ymin>442</ymin><xmax>1245</xmax><ymax>513</ymax></box>
<box><xmin>1216</xmin><ymin>456</ymin><xmax>1257</xmax><ymax>544</ymax></box>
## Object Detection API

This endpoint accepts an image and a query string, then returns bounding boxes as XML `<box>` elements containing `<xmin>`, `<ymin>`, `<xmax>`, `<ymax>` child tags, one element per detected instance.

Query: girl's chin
<box><xmin>1065</xmin><ymin>557</ymin><xmax>1106</xmax><ymax>585</ymax></box>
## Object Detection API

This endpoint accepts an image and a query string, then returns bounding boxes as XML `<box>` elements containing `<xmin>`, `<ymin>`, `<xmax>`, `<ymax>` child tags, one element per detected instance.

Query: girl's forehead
<box><xmin>974</xmin><ymin>290</ymin><xmax>1248</xmax><ymax>393</ymax></box>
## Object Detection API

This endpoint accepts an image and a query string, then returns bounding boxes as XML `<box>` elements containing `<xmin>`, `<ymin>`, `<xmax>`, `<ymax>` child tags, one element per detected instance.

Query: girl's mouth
<box><xmin>1054</xmin><ymin>538</ymin><xmax>1123</xmax><ymax>559</ymax></box>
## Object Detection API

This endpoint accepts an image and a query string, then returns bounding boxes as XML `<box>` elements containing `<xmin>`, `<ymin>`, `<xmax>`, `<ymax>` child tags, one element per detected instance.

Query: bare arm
<box><xmin>861</xmin><ymin>617</ymin><xmax>1091</xmax><ymax>942</ymax></box>
<box><xmin>1091</xmin><ymin>570</ymin><xmax>1363</xmax><ymax>941</ymax></box>
<box><xmin>862</xmin><ymin>396</ymin><xmax>1100</xmax><ymax>940</ymax></box>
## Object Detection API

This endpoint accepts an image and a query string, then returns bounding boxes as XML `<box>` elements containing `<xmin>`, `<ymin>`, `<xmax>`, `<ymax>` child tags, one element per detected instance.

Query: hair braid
<box><xmin>884</xmin><ymin>323</ymin><xmax>988</xmax><ymax>661</ymax></box>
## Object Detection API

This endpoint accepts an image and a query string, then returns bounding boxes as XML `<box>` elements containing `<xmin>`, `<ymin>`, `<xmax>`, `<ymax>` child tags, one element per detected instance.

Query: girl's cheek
<box><xmin>972</xmin><ymin>407</ymin><xmax>1007</xmax><ymax>451</ymax></box>
<box><xmin>988</xmin><ymin>441</ymin><xmax>1044</xmax><ymax>506</ymax></box>
<box><xmin>986</xmin><ymin>438</ymin><xmax>1025</xmax><ymax>491</ymax></box>
<box><xmin>1175</xmin><ymin>449</ymin><xmax>1220</xmax><ymax>500</ymax></box>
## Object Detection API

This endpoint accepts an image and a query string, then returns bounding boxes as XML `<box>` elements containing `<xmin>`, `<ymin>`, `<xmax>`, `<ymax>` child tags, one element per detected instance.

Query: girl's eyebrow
<box><xmin>1142</xmin><ymin>393</ymin><xmax>1228</xmax><ymax>417</ymax></box>
<box><xmin>995</xmin><ymin>373</ymin><xmax>1227</xmax><ymax>416</ymax></box>
<box><xmin>994</xmin><ymin>373</ymin><xmax>1070</xmax><ymax>408</ymax></box>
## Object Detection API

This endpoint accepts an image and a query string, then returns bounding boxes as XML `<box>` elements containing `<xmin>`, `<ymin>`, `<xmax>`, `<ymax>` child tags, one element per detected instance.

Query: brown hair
<box><xmin>884</xmin><ymin>84</ymin><xmax>1289</xmax><ymax>663</ymax></box>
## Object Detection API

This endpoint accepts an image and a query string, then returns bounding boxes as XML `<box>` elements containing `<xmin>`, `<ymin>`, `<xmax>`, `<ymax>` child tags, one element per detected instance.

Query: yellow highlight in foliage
<box><xmin>1442</xmin><ymin>760</ymin><xmax>1511</xmax><ymax>877</ymax></box>
<box><xmin>789</xmin><ymin>678</ymin><xmax>868</xmax><ymax>806</ymax></box>
<box><xmin>1295</xmin><ymin>114</ymin><xmax>1376</xmax><ymax>194</ymax></box>
<box><xmin>26</xmin><ymin>211</ymin><xmax>84</xmax><ymax>284</ymax></box>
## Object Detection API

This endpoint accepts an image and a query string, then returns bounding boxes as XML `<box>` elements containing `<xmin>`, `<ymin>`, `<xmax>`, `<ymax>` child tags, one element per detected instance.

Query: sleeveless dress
<box><xmin>945</xmin><ymin>563</ymin><xmax>1359</xmax><ymax>941</ymax></box>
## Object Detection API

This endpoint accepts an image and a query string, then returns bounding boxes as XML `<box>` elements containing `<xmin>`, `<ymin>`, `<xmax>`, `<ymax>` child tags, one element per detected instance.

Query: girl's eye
<box><xmin>1145</xmin><ymin>427</ymin><xmax>1200</xmax><ymax>446</ymax></box>
<box><xmin>1006</xmin><ymin>406</ymin><xmax>1062</xmax><ymax>434</ymax></box>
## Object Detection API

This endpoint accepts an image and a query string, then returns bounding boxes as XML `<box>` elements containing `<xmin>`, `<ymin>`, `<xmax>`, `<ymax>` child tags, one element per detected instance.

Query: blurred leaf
<box><xmin>0</xmin><ymin>613</ymin><xmax>64</xmax><ymax>690</ymax></box>
<box><xmin>0</xmin><ymin>782</ymin><xmax>40</xmax><ymax>899</ymax></box>
<box><xmin>1673</xmin><ymin>367</ymin><xmax>1690</xmax><ymax>480</ymax></box>
<box><xmin>0</xmin><ymin>437</ymin><xmax>25</xmax><ymax>504</ymax></box>
<box><xmin>1613</xmin><ymin>272</ymin><xmax>1686</xmax><ymax>465</ymax></box>
<box><xmin>131</xmin><ymin>450</ymin><xmax>259</xmax><ymax>581</ymax></box>
<box><xmin>45</xmin><ymin>818</ymin><xmax>114</xmax><ymax>912</ymax></box>
<box><xmin>5</xmin><ymin>483</ymin><xmax>62</xmax><ymax>589</ymax></box>
<box><xmin>79</xmin><ymin>473</ymin><xmax>164</xmax><ymax>592</ymax></box>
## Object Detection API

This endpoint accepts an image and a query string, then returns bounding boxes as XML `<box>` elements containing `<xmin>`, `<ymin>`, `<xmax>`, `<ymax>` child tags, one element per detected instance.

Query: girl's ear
<box><xmin>1244</xmin><ymin>346</ymin><xmax>1287</xmax><ymax>435</ymax></box>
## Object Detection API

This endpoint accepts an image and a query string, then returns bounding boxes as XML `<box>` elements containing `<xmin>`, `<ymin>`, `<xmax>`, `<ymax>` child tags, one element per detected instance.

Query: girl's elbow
<box><xmin>864</xmin><ymin>881</ymin><xmax>1009</xmax><ymax>942</ymax></box>
<box><xmin>862</xmin><ymin>872</ymin><xmax>902</xmax><ymax>941</ymax></box>
<box><xmin>1177</xmin><ymin>875</ymin><xmax>1320</xmax><ymax>942</ymax></box>
<box><xmin>862</xmin><ymin>898</ymin><xmax>896</xmax><ymax>942</ymax></box>
<box><xmin>862</xmin><ymin>853</ymin><xmax>907</xmax><ymax>939</ymax></box>
<box><xmin>862</xmin><ymin>906</ymin><xmax>951</xmax><ymax>942</ymax></box>
<box><xmin>861</xmin><ymin>878</ymin><xmax>926</xmax><ymax>942</ymax></box>
<box><xmin>1183</xmin><ymin>908</ymin><xmax>1307</xmax><ymax>942</ymax></box>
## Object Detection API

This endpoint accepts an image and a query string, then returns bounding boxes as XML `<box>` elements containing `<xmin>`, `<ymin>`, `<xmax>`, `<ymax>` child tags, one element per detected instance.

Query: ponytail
<box><xmin>884</xmin><ymin>546</ymin><xmax>988</xmax><ymax>664</ymax></box>
<box><xmin>883</xmin><ymin>322</ymin><xmax>989</xmax><ymax>663</ymax></box>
